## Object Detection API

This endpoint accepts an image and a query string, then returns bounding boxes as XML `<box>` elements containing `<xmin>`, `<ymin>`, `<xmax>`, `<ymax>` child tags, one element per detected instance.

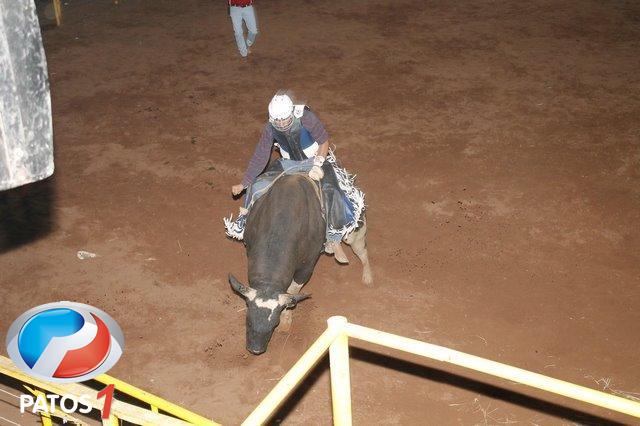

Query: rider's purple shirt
<box><xmin>241</xmin><ymin>109</ymin><xmax>329</xmax><ymax>187</ymax></box>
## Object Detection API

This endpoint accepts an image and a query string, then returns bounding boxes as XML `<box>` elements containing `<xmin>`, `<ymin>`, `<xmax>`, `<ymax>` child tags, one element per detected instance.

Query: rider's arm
<box><xmin>241</xmin><ymin>124</ymin><xmax>274</xmax><ymax>188</ymax></box>
<box><xmin>301</xmin><ymin>110</ymin><xmax>330</xmax><ymax>179</ymax></box>
<box><xmin>301</xmin><ymin>109</ymin><xmax>329</xmax><ymax>147</ymax></box>
<box><xmin>316</xmin><ymin>140</ymin><xmax>329</xmax><ymax>159</ymax></box>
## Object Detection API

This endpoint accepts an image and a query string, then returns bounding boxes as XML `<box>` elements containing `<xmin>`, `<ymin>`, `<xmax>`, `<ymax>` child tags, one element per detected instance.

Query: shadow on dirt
<box><xmin>253</xmin><ymin>345</ymin><xmax>626</xmax><ymax>424</ymax></box>
<box><xmin>271</xmin><ymin>357</ymin><xmax>330</xmax><ymax>424</ymax></box>
<box><xmin>349</xmin><ymin>346</ymin><xmax>624</xmax><ymax>425</ymax></box>
<box><xmin>0</xmin><ymin>178</ymin><xmax>56</xmax><ymax>254</ymax></box>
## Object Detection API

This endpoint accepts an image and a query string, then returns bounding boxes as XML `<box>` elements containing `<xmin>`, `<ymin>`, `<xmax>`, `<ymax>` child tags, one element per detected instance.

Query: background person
<box><xmin>228</xmin><ymin>0</ymin><xmax>258</xmax><ymax>58</ymax></box>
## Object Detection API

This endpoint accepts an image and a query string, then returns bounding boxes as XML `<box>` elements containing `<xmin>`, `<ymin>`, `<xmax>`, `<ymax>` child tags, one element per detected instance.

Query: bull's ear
<box><xmin>229</xmin><ymin>274</ymin><xmax>256</xmax><ymax>301</ymax></box>
<box><xmin>279</xmin><ymin>293</ymin><xmax>311</xmax><ymax>309</ymax></box>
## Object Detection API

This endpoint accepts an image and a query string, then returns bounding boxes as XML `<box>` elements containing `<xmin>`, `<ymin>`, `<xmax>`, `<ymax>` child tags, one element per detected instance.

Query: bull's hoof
<box><xmin>362</xmin><ymin>271</ymin><xmax>374</xmax><ymax>287</ymax></box>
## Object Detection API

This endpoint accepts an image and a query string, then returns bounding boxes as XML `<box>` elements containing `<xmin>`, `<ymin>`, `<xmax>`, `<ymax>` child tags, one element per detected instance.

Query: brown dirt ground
<box><xmin>2</xmin><ymin>0</ymin><xmax>640</xmax><ymax>424</ymax></box>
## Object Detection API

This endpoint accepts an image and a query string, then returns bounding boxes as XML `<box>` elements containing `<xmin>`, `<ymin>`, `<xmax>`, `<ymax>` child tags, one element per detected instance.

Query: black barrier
<box><xmin>0</xmin><ymin>0</ymin><xmax>54</xmax><ymax>191</ymax></box>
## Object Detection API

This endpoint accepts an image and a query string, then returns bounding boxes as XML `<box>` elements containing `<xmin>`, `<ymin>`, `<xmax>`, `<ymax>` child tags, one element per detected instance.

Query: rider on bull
<box><xmin>228</xmin><ymin>91</ymin><xmax>364</xmax><ymax>264</ymax></box>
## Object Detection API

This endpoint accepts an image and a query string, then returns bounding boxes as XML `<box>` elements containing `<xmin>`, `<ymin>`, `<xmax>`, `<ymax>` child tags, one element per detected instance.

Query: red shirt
<box><xmin>229</xmin><ymin>0</ymin><xmax>252</xmax><ymax>6</ymax></box>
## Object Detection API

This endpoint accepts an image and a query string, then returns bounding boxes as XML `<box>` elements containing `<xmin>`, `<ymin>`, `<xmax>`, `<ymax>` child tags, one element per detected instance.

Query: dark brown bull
<box><xmin>229</xmin><ymin>174</ymin><xmax>372</xmax><ymax>354</ymax></box>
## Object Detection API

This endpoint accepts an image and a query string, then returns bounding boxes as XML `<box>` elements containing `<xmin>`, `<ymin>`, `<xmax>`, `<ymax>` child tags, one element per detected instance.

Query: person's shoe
<box><xmin>324</xmin><ymin>242</ymin><xmax>334</xmax><ymax>254</ymax></box>
<box><xmin>325</xmin><ymin>241</ymin><xmax>349</xmax><ymax>264</ymax></box>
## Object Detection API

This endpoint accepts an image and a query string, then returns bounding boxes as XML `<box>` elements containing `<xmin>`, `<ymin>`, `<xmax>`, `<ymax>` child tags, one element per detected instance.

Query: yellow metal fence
<box><xmin>243</xmin><ymin>316</ymin><xmax>640</xmax><ymax>425</ymax></box>
<box><xmin>2</xmin><ymin>316</ymin><xmax>640</xmax><ymax>425</ymax></box>
<box><xmin>0</xmin><ymin>355</ymin><xmax>219</xmax><ymax>425</ymax></box>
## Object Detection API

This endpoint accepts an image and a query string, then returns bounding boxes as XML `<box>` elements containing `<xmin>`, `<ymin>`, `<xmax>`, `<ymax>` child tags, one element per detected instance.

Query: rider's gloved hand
<box><xmin>309</xmin><ymin>165</ymin><xmax>324</xmax><ymax>181</ymax></box>
<box><xmin>232</xmin><ymin>184</ymin><xmax>245</xmax><ymax>196</ymax></box>
<box><xmin>309</xmin><ymin>155</ymin><xmax>325</xmax><ymax>181</ymax></box>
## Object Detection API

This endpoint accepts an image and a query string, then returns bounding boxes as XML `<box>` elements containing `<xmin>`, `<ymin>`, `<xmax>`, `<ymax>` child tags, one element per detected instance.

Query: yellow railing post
<box><xmin>1</xmin><ymin>356</ymin><xmax>211</xmax><ymax>425</ymax></box>
<box><xmin>103</xmin><ymin>416</ymin><xmax>119</xmax><ymax>426</ymax></box>
<box><xmin>328</xmin><ymin>316</ymin><xmax>352</xmax><ymax>426</ymax></box>
<box><xmin>94</xmin><ymin>374</ymin><xmax>218</xmax><ymax>425</ymax></box>
<box><xmin>52</xmin><ymin>0</ymin><xmax>62</xmax><ymax>26</ymax></box>
<box><xmin>242</xmin><ymin>326</ymin><xmax>342</xmax><ymax>425</ymax></box>
<box><xmin>344</xmin><ymin>323</ymin><xmax>640</xmax><ymax>419</ymax></box>
<box><xmin>29</xmin><ymin>388</ymin><xmax>53</xmax><ymax>426</ymax></box>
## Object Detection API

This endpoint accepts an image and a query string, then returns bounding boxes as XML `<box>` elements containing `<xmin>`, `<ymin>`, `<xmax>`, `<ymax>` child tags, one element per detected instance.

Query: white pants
<box><xmin>229</xmin><ymin>6</ymin><xmax>258</xmax><ymax>57</ymax></box>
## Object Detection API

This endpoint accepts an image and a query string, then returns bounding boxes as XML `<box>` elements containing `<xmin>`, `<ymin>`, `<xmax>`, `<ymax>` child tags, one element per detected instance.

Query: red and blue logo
<box><xmin>6</xmin><ymin>302</ymin><xmax>124</xmax><ymax>383</ymax></box>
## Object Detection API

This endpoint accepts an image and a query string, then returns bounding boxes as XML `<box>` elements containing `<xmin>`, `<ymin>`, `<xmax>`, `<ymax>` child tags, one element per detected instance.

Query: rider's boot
<box><xmin>325</xmin><ymin>241</ymin><xmax>349</xmax><ymax>264</ymax></box>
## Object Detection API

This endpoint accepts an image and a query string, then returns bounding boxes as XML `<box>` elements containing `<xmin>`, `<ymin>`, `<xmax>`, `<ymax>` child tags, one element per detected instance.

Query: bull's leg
<box><xmin>286</xmin><ymin>281</ymin><xmax>304</xmax><ymax>294</ymax></box>
<box><xmin>279</xmin><ymin>280</ymin><xmax>304</xmax><ymax>332</ymax></box>
<box><xmin>345</xmin><ymin>219</ymin><xmax>373</xmax><ymax>287</ymax></box>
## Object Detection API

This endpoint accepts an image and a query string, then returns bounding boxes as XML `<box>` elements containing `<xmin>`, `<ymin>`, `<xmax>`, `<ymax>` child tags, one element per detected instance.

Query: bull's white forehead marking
<box><xmin>254</xmin><ymin>297</ymin><xmax>280</xmax><ymax>321</ymax></box>
<box><xmin>255</xmin><ymin>297</ymin><xmax>279</xmax><ymax>310</ymax></box>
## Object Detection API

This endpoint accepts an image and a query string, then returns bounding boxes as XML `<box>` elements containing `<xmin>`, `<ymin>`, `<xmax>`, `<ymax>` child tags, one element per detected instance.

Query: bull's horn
<box><xmin>228</xmin><ymin>274</ymin><xmax>256</xmax><ymax>300</ymax></box>
<box><xmin>292</xmin><ymin>293</ymin><xmax>311</xmax><ymax>303</ymax></box>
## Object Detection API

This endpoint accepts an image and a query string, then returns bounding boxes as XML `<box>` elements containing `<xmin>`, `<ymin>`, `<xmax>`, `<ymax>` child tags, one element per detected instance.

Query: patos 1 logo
<box><xmin>6</xmin><ymin>302</ymin><xmax>125</xmax><ymax>418</ymax></box>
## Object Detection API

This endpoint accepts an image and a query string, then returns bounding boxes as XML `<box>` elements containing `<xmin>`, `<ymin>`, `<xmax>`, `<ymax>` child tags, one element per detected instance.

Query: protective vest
<box><xmin>272</xmin><ymin>106</ymin><xmax>318</xmax><ymax>160</ymax></box>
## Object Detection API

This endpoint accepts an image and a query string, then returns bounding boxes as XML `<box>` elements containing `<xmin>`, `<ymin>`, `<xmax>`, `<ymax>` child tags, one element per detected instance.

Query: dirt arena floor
<box><xmin>1</xmin><ymin>0</ymin><xmax>640</xmax><ymax>424</ymax></box>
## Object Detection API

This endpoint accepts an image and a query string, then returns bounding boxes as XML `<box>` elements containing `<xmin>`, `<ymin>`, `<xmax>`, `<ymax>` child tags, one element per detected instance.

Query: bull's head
<box><xmin>229</xmin><ymin>274</ymin><xmax>310</xmax><ymax>355</ymax></box>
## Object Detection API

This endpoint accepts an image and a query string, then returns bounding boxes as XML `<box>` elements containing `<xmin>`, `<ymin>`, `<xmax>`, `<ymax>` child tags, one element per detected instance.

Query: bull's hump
<box><xmin>278</xmin><ymin>174</ymin><xmax>313</xmax><ymax>192</ymax></box>
<box><xmin>259</xmin><ymin>174</ymin><xmax>317</xmax><ymax>207</ymax></box>
<box><xmin>244</xmin><ymin>173</ymin><xmax>324</xmax><ymax>246</ymax></box>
